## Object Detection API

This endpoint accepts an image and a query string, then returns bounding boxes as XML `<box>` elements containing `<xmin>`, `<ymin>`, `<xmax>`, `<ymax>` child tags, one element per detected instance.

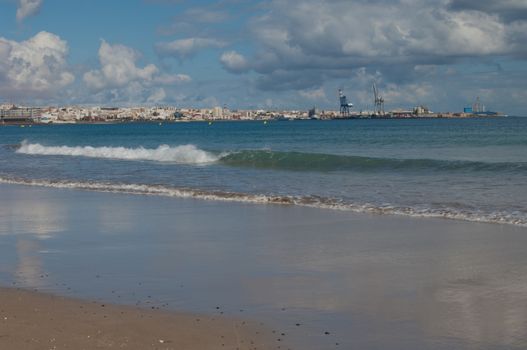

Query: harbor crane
<box><xmin>338</xmin><ymin>89</ymin><xmax>354</xmax><ymax>117</ymax></box>
<box><xmin>373</xmin><ymin>82</ymin><xmax>385</xmax><ymax>115</ymax></box>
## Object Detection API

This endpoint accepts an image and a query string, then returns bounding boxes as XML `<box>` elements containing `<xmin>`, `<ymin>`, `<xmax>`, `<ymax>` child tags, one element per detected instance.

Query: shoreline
<box><xmin>0</xmin><ymin>177</ymin><xmax>524</xmax><ymax>227</ymax></box>
<box><xmin>1</xmin><ymin>182</ymin><xmax>526</xmax><ymax>349</ymax></box>
<box><xmin>0</xmin><ymin>286</ymin><xmax>272</xmax><ymax>350</ymax></box>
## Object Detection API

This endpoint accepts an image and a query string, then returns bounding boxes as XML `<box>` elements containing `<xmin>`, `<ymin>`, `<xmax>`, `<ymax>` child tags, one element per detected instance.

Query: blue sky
<box><xmin>0</xmin><ymin>0</ymin><xmax>526</xmax><ymax>115</ymax></box>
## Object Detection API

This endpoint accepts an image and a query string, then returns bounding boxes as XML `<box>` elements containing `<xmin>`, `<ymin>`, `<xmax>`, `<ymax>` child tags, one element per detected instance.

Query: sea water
<box><xmin>2</xmin><ymin>118</ymin><xmax>527</xmax><ymax>350</ymax></box>
<box><xmin>1</xmin><ymin>117</ymin><xmax>526</xmax><ymax>226</ymax></box>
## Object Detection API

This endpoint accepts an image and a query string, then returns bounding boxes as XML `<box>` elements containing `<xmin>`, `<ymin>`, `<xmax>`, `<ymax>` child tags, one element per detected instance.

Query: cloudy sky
<box><xmin>0</xmin><ymin>0</ymin><xmax>526</xmax><ymax>114</ymax></box>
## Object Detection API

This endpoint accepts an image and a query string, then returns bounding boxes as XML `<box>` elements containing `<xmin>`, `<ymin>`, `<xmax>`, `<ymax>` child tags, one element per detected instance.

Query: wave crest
<box><xmin>220</xmin><ymin>150</ymin><xmax>527</xmax><ymax>173</ymax></box>
<box><xmin>14</xmin><ymin>143</ymin><xmax>527</xmax><ymax>173</ymax></box>
<box><xmin>16</xmin><ymin>141</ymin><xmax>220</xmax><ymax>164</ymax></box>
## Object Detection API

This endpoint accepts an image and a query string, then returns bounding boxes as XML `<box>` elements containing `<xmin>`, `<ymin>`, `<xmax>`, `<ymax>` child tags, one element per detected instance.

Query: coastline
<box><xmin>0</xmin><ymin>114</ymin><xmax>510</xmax><ymax>126</ymax></box>
<box><xmin>1</xmin><ymin>182</ymin><xmax>527</xmax><ymax>349</ymax></box>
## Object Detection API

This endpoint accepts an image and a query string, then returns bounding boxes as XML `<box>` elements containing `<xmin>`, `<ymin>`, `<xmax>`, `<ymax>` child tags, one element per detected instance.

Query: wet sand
<box><xmin>0</xmin><ymin>287</ymin><xmax>270</xmax><ymax>350</ymax></box>
<box><xmin>1</xmin><ymin>183</ymin><xmax>527</xmax><ymax>349</ymax></box>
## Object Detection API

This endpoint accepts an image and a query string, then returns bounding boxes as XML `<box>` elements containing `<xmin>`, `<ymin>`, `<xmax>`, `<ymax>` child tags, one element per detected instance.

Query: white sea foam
<box><xmin>0</xmin><ymin>176</ymin><xmax>525</xmax><ymax>227</ymax></box>
<box><xmin>16</xmin><ymin>141</ymin><xmax>220</xmax><ymax>164</ymax></box>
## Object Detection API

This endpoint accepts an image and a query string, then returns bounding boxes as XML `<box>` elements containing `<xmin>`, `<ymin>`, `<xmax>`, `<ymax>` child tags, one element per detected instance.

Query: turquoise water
<box><xmin>1</xmin><ymin>118</ymin><xmax>526</xmax><ymax>225</ymax></box>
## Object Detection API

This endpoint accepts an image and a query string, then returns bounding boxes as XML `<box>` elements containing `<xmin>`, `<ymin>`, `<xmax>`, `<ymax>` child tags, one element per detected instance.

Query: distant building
<box><xmin>0</xmin><ymin>103</ymin><xmax>16</xmax><ymax>110</ymax></box>
<box><xmin>213</xmin><ymin>106</ymin><xmax>223</xmax><ymax>119</ymax></box>
<box><xmin>308</xmin><ymin>107</ymin><xmax>319</xmax><ymax>119</ymax></box>
<box><xmin>0</xmin><ymin>107</ymin><xmax>42</xmax><ymax>123</ymax></box>
<box><xmin>472</xmin><ymin>97</ymin><xmax>485</xmax><ymax>113</ymax></box>
<box><xmin>413</xmin><ymin>105</ymin><xmax>430</xmax><ymax>115</ymax></box>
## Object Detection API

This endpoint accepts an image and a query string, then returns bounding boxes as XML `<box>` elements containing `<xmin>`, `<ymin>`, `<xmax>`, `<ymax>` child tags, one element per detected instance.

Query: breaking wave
<box><xmin>0</xmin><ymin>176</ymin><xmax>525</xmax><ymax>227</ymax></box>
<box><xmin>16</xmin><ymin>141</ymin><xmax>220</xmax><ymax>164</ymax></box>
<box><xmin>15</xmin><ymin>142</ymin><xmax>527</xmax><ymax>173</ymax></box>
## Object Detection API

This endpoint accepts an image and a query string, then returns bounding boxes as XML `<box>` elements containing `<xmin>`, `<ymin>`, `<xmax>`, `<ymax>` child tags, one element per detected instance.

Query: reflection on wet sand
<box><xmin>1</xmin><ymin>184</ymin><xmax>527</xmax><ymax>349</ymax></box>
<box><xmin>239</xmin><ymin>215</ymin><xmax>527</xmax><ymax>348</ymax></box>
<box><xmin>15</xmin><ymin>239</ymin><xmax>45</xmax><ymax>287</ymax></box>
<box><xmin>241</xmin><ymin>259</ymin><xmax>527</xmax><ymax>347</ymax></box>
<box><xmin>428</xmin><ymin>278</ymin><xmax>527</xmax><ymax>346</ymax></box>
<box><xmin>0</xmin><ymin>188</ymin><xmax>66</xmax><ymax>238</ymax></box>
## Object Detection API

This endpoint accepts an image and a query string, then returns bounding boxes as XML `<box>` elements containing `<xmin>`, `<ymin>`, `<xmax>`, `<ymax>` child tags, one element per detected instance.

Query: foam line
<box><xmin>16</xmin><ymin>141</ymin><xmax>220</xmax><ymax>164</ymax></box>
<box><xmin>0</xmin><ymin>176</ymin><xmax>525</xmax><ymax>227</ymax></box>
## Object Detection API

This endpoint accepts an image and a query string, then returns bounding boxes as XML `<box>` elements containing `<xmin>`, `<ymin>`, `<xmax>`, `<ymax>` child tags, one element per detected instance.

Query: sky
<box><xmin>0</xmin><ymin>0</ymin><xmax>526</xmax><ymax>114</ymax></box>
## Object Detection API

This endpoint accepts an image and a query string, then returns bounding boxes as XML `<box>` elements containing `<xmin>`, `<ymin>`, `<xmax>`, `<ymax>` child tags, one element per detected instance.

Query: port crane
<box><xmin>338</xmin><ymin>89</ymin><xmax>354</xmax><ymax>117</ymax></box>
<box><xmin>373</xmin><ymin>82</ymin><xmax>385</xmax><ymax>115</ymax></box>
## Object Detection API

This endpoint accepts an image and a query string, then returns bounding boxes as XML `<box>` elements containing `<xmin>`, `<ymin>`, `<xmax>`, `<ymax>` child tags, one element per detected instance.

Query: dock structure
<box><xmin>373</xmin><ymin>82</ymin><xmax>385</xmax><ymax>116</ymax></box>
<box><xmin>338</xmin><ymin>89</ymin><xmax>353</xmax><ymax>117</ymax></box>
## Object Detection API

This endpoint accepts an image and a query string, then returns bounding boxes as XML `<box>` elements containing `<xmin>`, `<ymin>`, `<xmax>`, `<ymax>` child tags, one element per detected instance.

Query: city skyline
<box><xmin>0</xmin><ymin>0</ymin><xmax>526</xmax><ymax>115</ymax></box>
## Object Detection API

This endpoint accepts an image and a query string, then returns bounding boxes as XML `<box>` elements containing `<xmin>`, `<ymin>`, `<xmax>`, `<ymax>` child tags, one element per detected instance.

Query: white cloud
<box><xmin>155</xmin><ymin>37</ymin><xmax>226</xmax><ymax>60</ymax></box>
<box><xmin>218</xmin><ymin>0</ymin><xmax>526</xmax><ymax>95</ymax></box>
<box><xmin>84</xmin><ymin>41</ymin><xmax>159</xmax><ymax>90</ymax></box>
<box><xmin>250</xmin><ymin>1</ymin><xmax>511</xmax><ymax>66</ymax></box>
<box><xmin>0</xmin><ymin>31</ymin><xmax>74</xmax><ymax>98</ymax></box>
<box><xmin>84</xmin><ymin>40</ymin><xmax>191</xmax><ymax>91</ymax></box>
<box><xmin>220</xmin><ymin>51</ymin><xmax>249</xmax><ymax>73</ymax></box>
<box><xmin>382</xmin><ymin>83</ymin><xmax>435</xmax><ymax>106</ymax></box>
<box><xmin>149</xmin><ymin>0</ymin><xmax>526</xmax><ymax>114</ymax></box>
<box><xmin>16</xmin><ymin>0</ymin><xmax>43</xmax><ymax>21</ymax></box>
<box><xmin>82</xmin><ymin>40</ymin><xmax>190</xmax><ymax>104</ymax></box>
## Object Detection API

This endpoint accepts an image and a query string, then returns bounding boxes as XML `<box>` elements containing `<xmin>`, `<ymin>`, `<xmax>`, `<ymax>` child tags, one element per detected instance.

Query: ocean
<box><xmin>2</xmin><ymin>117</ymin><xmax>527</xmax><ymax>349</ymax></box>
<box><xmin>1</xmin><ymin>117</ymin><xmax>526</xmax><ymax>226</ymax></box>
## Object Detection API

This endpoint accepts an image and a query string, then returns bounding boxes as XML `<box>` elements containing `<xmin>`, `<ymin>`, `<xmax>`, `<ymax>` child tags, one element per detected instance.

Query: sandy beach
<box><xmin>0</xmin><ymin>287</ymin><xmax>271</xmax><ymax>350</ymax></box>
<box><xmin>1</xmin><ymin>183</ymin><xmax>527</xmax><ymax>349</ymax></box>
